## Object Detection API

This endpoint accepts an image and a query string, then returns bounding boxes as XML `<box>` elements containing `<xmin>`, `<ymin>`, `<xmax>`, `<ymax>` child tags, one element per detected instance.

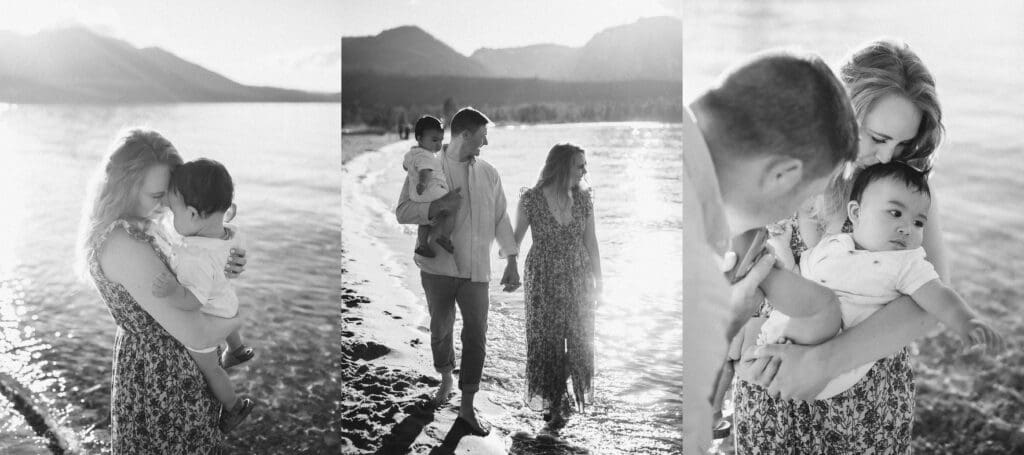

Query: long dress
<box><xmin>522</xmin><ymin>187</ymin><xmax>596</xmax><ymax>411</ymax></box>
<box><xmin>732</xmin><ymin>217</ymin><xmax>915</xmax><ymax>454</ymax></box>
<box><xmin>89</xmin><ymin>219</ymin><xmax>222</xmax><ymax>454</ymax></box>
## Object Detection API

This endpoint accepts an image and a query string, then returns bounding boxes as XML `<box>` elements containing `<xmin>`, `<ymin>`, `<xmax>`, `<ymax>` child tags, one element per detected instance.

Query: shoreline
<box><xmin>341</xmin><ymin>141</ymin><xmax>511</xmax><ymax>453</ymax></box>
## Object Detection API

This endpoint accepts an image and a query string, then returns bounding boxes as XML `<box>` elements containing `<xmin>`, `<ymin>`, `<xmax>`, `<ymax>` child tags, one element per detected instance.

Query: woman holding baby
<box><xmin>729</xmin><ymin>39</ymin><xmax>977</xmax><ymax>453</ymax></box>
<box><xmin>77</xmin><ymin>128</ymin><xmax>248</xmax><ymax>453</ymax></box>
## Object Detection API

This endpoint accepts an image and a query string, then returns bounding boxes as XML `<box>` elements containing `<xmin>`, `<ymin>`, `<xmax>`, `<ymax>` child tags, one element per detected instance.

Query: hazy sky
<box><xmin>340</xmin><ymin>0</ymin><xmax>682</xmax><ymax>55</ymax></box>
<box><xmin>0</xmin><ymin>0</ymin><xmax>341</xmax><ymax>92</ymax></box>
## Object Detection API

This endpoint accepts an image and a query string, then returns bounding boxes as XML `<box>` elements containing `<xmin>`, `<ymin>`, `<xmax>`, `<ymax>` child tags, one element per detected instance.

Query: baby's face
<box><xmin>418</xmin><ymin>129</ymin><xmax>444</xmax><ymax>152</ymax></box>
<box><xmin>849</xmin><ymin>177</ymin><xmax>930</xmax><ymax>251</ymax></box>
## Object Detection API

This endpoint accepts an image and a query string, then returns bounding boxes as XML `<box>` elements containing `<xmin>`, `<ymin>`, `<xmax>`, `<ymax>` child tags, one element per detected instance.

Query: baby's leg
<box><xmin>226</xmin><ymin>329</ymin><xmax>244</xmax><ymax>352</ymax></box>
<box><xmin>188</xmin><ymin>348</ymin><xmax>238</xmax><ymax>409</ymax></box>
<box><xmin>437</xmin><ymin>207</ymin><xmax>456</xmax><ymax>239</ymax></box>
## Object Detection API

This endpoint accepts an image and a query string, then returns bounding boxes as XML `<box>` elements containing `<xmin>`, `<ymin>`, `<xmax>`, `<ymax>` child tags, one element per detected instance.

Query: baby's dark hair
<box><xmin>414</xmin><ymin>115</ymin><xmax>444</xmax><ymax>140</ymax></box>
<box><xmin>170</xmin><ymin>158</ymin><xmax>234</xmax><ymax>218</ymax></box>
<box><xmin>849</xmin><ymin>161</ymin><xmax>930</xmax><ymax>204</ymax></box>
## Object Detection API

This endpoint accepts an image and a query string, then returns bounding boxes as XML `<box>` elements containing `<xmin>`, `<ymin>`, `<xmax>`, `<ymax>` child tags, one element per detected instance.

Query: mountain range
<box><xmin>342</xmin><ymin>16</ymin><xmax>681</xmax><ymax>82</ymax></box>
<box><xmin>0</xmin><ymin>27</ymin><xmax>338</xmax><ymax>103</ymax></box>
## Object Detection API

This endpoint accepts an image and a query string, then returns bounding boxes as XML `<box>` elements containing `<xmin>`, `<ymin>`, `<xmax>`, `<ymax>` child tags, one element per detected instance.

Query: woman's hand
<box><xmin>748</xmin><ymin>342</ymin><xmax>833</xmax><ymax>401</ymax></box>
<box><xmin>225</xmin><ymin>248</ymin><xmax>247</xmax><ymax>278</ymax></box>
<box><xmin>767</xmin><ymin>223</ymin><xmax>796</xmax><ymax>272</ymax></box>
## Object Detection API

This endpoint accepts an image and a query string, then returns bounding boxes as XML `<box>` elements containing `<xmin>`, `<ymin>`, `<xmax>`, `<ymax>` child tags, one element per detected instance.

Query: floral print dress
<box><xmin>521</xmin><ymin>187</ymin><xmax>596</xmax><ymax>411</ymax></box>
<box><xmin>732</xmin><ymin>217</ymin><xmax>915</xmax><ymax>454</ymax></box>
<box><xmin>89</xmin><ymin>219</ymin><xmax>223</xmax><ymax>454</ymax></box>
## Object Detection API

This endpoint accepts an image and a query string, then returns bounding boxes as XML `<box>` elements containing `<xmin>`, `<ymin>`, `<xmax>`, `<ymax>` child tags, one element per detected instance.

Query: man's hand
<box><xmin>225</xmin><ymin>248</ymin><xmax>247</xmax><ymax>279</ymax></box>
<box><xmin>152</xmin><ymin>271</ymin><xmax>181</xmax><ymax>298</ymax></box>
<box><xmin>428</xmin><ymin>188</ymin><xmax>462</xmax><ymax>219</ymax></box>
<box><xmin>721</xmin><ymin>251</ymin><xmax>775</xmax><ymax>339</ymax></box>
<box><xmin>500</xmin><ymin>257</ymin><xmax>520</xmax><ymax>292</ymax></box>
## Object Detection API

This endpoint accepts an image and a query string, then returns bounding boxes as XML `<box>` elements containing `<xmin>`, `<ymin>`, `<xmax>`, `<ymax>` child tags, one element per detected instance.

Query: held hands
<box><xmin>152</xmin><ymin>271</ymin><xmax>182</xmax><ymax>298</ymax></box>
<box><xmin>501</xmin><ymin>257</ymin><xmax>521</xmax><ymax>292</ymax></box>
<box><xmin>225</xmin><ymin>248</ymin><xmax>247</xmax><ymax>279</ymax></box>
<box><xmin>959</xmin><ymin>318</ymin><xmax>1007</xmax><ymax>354</ymax></box>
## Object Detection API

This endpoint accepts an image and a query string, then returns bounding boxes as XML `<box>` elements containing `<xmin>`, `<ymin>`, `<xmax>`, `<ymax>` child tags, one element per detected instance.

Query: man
<box><xmin>395</xmin><ymin>107</ymin><xmax>519</xmax><ymax>436</ymax></box>
<box><xmin>682</xmin><ymin>49</ymin><xmax>859</xmax><ymax>453</ymax></box>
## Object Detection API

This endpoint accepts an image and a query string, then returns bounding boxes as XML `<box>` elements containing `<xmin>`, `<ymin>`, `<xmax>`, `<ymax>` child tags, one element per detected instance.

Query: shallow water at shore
<box><xmin>342</xmin><ymin>122</ymin><xmax>683</xmax><ymax>453</ymax></box>
<box><xmin>0</xmin><ymin>103</ymin><xmax>341</xmax><ymax>453</ymax></box>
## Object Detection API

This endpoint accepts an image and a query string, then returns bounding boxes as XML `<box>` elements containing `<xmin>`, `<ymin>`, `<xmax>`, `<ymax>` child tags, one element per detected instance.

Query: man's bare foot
<box><xmin>457</xmin><ymin>408</ymin><xmax>490</xmax><ymax>436</ymax></box>
<box><xmin>430</xmin><ymin>373</ymin><xmax>453</xmax><ymax>408</ymax></box>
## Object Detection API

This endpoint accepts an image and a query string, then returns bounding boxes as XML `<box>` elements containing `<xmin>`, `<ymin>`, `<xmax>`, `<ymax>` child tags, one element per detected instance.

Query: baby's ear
<box><xmin>187</xmin><ymin>205</ymin><xmax>200</xmax><ymax>220</ymax></box>
<box><xmin>847</xmin><ymin>200</ymin><xmax>860</xmax><ymax>223</ymax></box>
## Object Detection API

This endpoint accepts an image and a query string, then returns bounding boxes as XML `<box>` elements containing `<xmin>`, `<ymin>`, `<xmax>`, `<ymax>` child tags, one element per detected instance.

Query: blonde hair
<box><xmin>75</xmin><ymin>128</ymin><xmax>182</xmax><ymax>280</ymax></box>
<box><xmin>534</xmin><ymin>143</ymin><xmax>587</xmax><ymax>194</ymax></box>
<box><xmin>820</xmin><ymin>39</ymin><xmax>945</xmax><ymax>224</ymax></box>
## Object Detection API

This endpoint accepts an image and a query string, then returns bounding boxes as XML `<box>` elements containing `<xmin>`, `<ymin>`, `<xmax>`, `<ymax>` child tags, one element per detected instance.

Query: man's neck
<box><xmin>446</xmin><ymin>138</ymin><xmax>472</xmax><ymax>162</ymax></box>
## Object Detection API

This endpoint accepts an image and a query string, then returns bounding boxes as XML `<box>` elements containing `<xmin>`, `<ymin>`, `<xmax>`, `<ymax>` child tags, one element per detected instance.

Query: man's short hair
<box><xmin>849</xmin><ymin>160</ymin><xmax>930</xmax><ymax>204</ymax></box>
<box><xmin>450</xmin><ymin>107</ymin><xmax>490</xmax><ymax>136</ymax></box>
<box><xmin>696</xmin><ymin>49</ymin><xmax>859</xmax><ymax>180</ymax></box>
<box><xmin>414</xmin><ymin>115</ymin><xmax>443</xmax><ymax>139</ymax></box>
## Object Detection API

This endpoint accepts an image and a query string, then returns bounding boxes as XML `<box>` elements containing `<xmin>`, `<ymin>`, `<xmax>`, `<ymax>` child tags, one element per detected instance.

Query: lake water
<box><xmin>342</xmin><ymin>122</ymin><xmax>683</xmax><ymax>453</ymax></box>
<box><xmin>685</xmin><ymin>1</ymin><xmax>1024</xmax><ymax>452</ymax></box>
<box><xmin>0</xmin><ymin>103</ymin><xmax>342</xmax><ymax>453</ymax></box>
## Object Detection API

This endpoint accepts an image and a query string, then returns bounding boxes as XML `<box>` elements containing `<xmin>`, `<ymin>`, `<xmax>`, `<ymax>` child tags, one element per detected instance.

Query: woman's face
<box><xmin>856</xmin><ymin>94</ymin><xmax>922</xmax><ymax>166</ymax></box>
<box><xmin>134</xmin><ymin>164</ymin><xmax>171</xmax><ymax>219</ymax></box>
<box><xmin>569</xmin><ymin>153</ymin><xmax>587</xmax><ymax>186</ymax></box>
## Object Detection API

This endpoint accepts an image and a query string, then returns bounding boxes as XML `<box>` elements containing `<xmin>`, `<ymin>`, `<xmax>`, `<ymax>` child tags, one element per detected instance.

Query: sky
<box><xmin>0</xmin><ymin>0</ymin><xmax>342</xmax><ymax>92</ymax></box>
<box><xmin>340</xmin><ymin>0</ymin><xmax>682</xmax><ymax>55</ymax></box>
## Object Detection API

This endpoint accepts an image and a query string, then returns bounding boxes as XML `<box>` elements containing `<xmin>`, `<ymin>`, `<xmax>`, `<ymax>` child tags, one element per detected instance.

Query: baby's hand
<box><xmin>152</xmin><ymin>271</ymin><xmax>181</xmax><ymax>298</ymax></box>
<box><xmin>960</xmin><ymin>319</ymin><xmax>1006</xmax><ymax>355</ymax></box>
<box><xmin>416</xmin><ymin>182</ymin><xmax>426</xmax><ymax>195</ymax></box>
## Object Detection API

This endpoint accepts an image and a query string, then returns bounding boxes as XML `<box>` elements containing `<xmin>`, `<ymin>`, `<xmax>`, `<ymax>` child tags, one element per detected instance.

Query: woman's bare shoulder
<box><xmin>99</xmin><ymin>226</ymin><xmax>160</xmax><ymax>282</ymax></box>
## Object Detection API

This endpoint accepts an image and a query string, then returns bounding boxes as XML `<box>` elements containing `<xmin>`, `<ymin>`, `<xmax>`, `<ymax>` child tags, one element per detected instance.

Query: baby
<box><xmin>152</xmin><ymin>158</ymin><xmax>255</xmax><ymax>432</ymax></box>
<box><xmin>402</xmin><ymin>115</ymin><xmax>456</xmax><ymax>258</ymax></box>
<box><xmin>761</xmin><ymin>161</ymin><xmax>1004</xmax><ymax>399</ymax></box>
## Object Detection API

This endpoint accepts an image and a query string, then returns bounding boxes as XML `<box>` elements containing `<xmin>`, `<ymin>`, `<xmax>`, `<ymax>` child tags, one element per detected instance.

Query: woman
<box><xmin>77</xmin><ymin>128</ymin><xmax>250</xmax><ymax>453</ymax></box>
<box><xmin>513</xmin><ymin>143</ymin><xmax>603</xmax><ymax>429</ymax></box>
<box><xmin>732</xmin><ymin>39</ymin><xmax>947</xmax><ymax>453</ymax></box>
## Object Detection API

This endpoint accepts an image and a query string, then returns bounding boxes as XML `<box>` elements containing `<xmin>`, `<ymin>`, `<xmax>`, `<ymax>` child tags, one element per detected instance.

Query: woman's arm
<box><xmin>513</xmin><ymin>198</ymin><xmax>530</xmax><ymax>246</ymax></box>
<box><xmin>100</xmin><ymin>229</ymin><xmax>245</xmax><ymax>350</ymax></box>
<box><xmin>922</xmin><ymin>192</ymin><xmax>950</xmax><ymax>282</ymax></box>
<box><xmin>583</xmin><ymin>213</ymin><xmax>602</xmax><ymax>291</ymax></box>
<box><xmin>751</xmin><ymin>295</ymin><xmax>938</xmax><ymax>400</ymax></box>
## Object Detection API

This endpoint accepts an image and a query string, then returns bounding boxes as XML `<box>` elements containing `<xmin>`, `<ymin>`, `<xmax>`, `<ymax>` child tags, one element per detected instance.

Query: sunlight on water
<box><xmin>349</xmin><ymin>122</ymin><xmax>682</xmax><ymax>453</ymax></box>
<box><xmin>1</xmin><ymin>103</ymin><xmax>341</xmax><ymax>453</ymax></box>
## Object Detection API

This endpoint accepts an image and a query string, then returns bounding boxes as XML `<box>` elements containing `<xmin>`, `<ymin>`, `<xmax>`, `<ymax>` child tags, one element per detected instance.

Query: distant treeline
<box><xmin>342</xmin><ymin>73</ymin><xmax>682</xmax><ymax>129</ymax></box>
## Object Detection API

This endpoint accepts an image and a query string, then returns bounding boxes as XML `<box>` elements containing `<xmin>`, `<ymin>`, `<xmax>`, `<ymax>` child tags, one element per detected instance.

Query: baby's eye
<box><xmin>914</xmin><ymin>221</ymin><xmax>925</xmax><ymax>228</ymax></box>
<box><xmin>888</xmin><ymin>210</ymin><xmax>902</xmax><ymax>218</ymax></box>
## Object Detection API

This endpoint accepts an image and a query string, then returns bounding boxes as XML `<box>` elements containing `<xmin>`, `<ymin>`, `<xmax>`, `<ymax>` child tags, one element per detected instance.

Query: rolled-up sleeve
<box><xmin>395</xmin><ymin>177</ymin><xmax>431</xmax><ymax>225</ymax></box>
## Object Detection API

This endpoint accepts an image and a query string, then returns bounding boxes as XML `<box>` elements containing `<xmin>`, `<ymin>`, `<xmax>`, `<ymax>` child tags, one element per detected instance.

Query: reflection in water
<box><xmin>0</xmin><ymin>104</ymin><xmax>341</xmax><ymax>453</ymax></box>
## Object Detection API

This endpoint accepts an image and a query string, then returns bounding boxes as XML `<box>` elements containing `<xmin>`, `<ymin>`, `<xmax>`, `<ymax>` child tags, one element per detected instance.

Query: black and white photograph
<box><xmin>0</xmin><ymin>1</ymin><xmax>342</xmax><ymax>453</ymax></box>
<box><xmin>340</xmin><ymin>1</ymin><xmax>683</xmax><ymax>453</ymax></box>
<box><xmin>683</xmin><ymin>1</ymin><xmax>1024</xmax><ymax>454</ymax></box>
